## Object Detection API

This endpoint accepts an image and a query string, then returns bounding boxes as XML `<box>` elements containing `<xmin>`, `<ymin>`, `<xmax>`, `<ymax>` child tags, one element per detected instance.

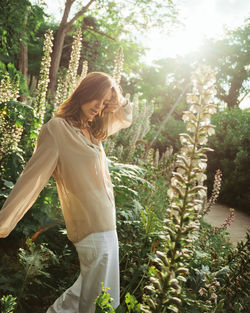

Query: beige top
<box><xmin>0</xmin><ymin>102</ymin><xmax>132</xmax><ymax>242</ymax></box>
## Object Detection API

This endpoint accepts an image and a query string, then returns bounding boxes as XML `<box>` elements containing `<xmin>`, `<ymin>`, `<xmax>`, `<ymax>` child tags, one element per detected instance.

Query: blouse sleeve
<box><xmin>0</xmin><ymin>123</ymin><xmax>59</xmax><ymax>238</ymax></box>
<box><xmin>105</xmin><ymin>98</ymin><xmax>133</xmax><ymax>137</ymax></box>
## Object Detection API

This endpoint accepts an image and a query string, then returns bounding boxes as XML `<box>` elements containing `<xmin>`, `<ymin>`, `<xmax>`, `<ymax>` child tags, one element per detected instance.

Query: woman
<box><xmin>0</xmin><ymin>72</ymin><xmax>133</xmax><ymax>312</ymax></box>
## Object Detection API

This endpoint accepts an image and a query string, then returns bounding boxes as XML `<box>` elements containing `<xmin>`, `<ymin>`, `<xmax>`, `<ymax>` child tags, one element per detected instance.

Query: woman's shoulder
<box><xmin>45</xmin><ymin>116</ymin><xmax>68</xmax><ymax>129</ymax></box>
<box><xmin>41</xmin><ymin>117</ymin><xmax>70</xmax><ymax>137</ymax></box>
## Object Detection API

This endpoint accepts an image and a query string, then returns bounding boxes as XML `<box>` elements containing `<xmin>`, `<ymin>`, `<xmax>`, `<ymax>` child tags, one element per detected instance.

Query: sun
<box><xmin>141</xmin><ymin>0</ymin><xmax>248</xmax><ymax>64</ymax></box>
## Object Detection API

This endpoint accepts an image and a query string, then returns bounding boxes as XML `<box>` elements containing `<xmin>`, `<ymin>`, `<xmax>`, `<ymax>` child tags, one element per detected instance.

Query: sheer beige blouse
<box><xmin>0</xmin><ymin>102</ymin><xmax>132</xmax><ymax>242</ymax></box>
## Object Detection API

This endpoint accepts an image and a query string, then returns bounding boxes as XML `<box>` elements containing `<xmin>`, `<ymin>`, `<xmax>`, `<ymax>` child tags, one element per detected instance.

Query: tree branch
<box><xmin>84</xmin><ymin>26</ymin><xmax>116</xmax><ymax>41</ymax></box>
<box><xmin>61</xmin><ymin>0</ymin><xmax>75</xmax><ymax>26</ymax></box>
<box><xmin>66</xmin><ymin>0</ymin><xmax>96</xmax><ymax>32</ymax></box>
<box><xmin>238</xmin><ymin>92</ymin><xmax>250</xmax><ymax>105</ymax></box>
<box><xmin>62</xmin><ymin>26</ymin><xmax>115</xmax><ymax>51</ymax></box>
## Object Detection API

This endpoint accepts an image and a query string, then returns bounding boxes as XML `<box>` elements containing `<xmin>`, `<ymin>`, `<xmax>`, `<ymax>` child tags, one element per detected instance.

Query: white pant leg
<box><xmin>46</xmin><ymin>275</ymin><xmax>81</xmax><ymax>313</ymax></box>
<box><xmin>75</xmin><ymin>230</ymin><xmax>120</xmax><ymax>313</ymax></box>
<box><xmin>46</xmin><ymin>230</ymin><xmax>120</xmax><ymax>313</ymax></box>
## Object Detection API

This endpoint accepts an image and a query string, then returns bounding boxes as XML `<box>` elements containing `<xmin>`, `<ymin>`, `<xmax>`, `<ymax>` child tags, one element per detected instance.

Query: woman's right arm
<box><xmin>103</xmin><ymin>97</ymin><xmax>133</xmax><ymax>137</ymax></box>
<box><xmin>0</xmin><ymin>122</ymin><xmax>59</xmax><ymax>238</ymax></box>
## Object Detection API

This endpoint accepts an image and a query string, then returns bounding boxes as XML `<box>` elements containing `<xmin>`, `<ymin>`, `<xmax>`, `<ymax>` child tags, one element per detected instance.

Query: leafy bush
<box><xmin>1</xmin><ymin>30</ymin><xmax>249</xmax><ymax>313</ymax></box>
<box><xmin>149</xmin><ymin>116</ymin><xmax>186</xmax><ymax>154</ymax></box>
<box><xmin>207</xmin><ymin>108</ymin><xmax>250</xmax><ymax>213</ymax></box>
<box><xmin>0</xmin><ymin>294</ymin><xmax>17</xmax><ymax>313</ymax></box>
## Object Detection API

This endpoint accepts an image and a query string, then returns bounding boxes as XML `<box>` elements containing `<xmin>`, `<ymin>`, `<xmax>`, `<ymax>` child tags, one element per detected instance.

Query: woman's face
<box><xmin>80</xmin><ymin>88</ymin><xmax>113</xmax><ymax>122</ymax></box>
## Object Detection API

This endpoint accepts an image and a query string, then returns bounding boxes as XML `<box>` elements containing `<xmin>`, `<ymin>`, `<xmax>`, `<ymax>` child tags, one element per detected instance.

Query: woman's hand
<box><xmin>102</xmin><ymin>92</ymin><xmax>125</xmax><ymax>113</ymax></box>
<box><xmin>103</xmin><ymin>103</ymin><xmax>120</xmax><ymax>113</ymax></box>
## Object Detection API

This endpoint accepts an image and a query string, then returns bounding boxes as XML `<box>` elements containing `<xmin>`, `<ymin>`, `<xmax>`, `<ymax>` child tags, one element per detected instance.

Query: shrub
<box><xmin>207</xmin><ymin>108</ymin><xmax>250</xmax><ymax>213</ymax></box>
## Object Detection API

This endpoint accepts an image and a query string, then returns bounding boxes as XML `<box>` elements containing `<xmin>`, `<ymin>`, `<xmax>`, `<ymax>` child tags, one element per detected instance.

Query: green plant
<box><xmin>142</xmin><ymin>66</ymin><xmax>218</xmax><ymax>312</ymax></box>
<box><xmin>33</xmin><ymin>29</ymin><xmax>54</xmax><ymax>128</ymax></box>
<box><xmin>0</xmin><ymin>294</ymin><xmax>17</xmax><ymax>313</ymax></box>
<box><xmin>202</xmin><ymin>168</ymin><xmax>222</xmax><ymax>215</ymax></box>
<box><xmin>109</xmin><ymin>157</ymin><xmax>154</xmax><ymax>208</ymax></box>
<box><xmin>207</xmin><ymin>108</ymin><xmax>250</xmax><ymax>213</ymax></box>
<box><xmin>95</xmin><ymin>283</ymin><xmax>116</xmax><ymax>313</ymax></box>
<box><xmin>108</xmin><ymin>157</ymin><xmax>156</xmax><ymax>301</ymax></box>
<box><xmin>218</xmin><ymin>232</ymin><xmax>250</xmax><ymax>312</ymax></box>
<box><xmin>104</xmin><ymin>94</ymin><xmax>154</xmax><ymax>162</ymax></box>
<box><xmin>16</xmin><ymin>238</ymin><xmax>58</xmax><ymax>307</ymax></box>
<box><xmin>95</xmin><ymin>286</ymin><xmax>143</xmax><ymax>313</ymax></box>
<box><xmin>113</xmin><ymin>46</ymin><xmax>124</xmax><ymax>85</ymax></box>
<box><xmin>54</xmin><ymin>27</ymin><xmax>82</xmax><ymax>111</ymax></box>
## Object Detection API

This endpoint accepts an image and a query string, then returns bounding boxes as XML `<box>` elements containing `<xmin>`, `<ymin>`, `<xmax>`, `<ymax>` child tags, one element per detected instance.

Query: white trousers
<box><xmin>46</xmin><ymin>230</ymin><xmax>120</xmax><ymax>313</ymax></box>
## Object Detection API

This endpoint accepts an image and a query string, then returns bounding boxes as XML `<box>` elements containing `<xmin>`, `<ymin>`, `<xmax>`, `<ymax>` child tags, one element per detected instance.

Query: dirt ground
<box><xmin>204</xmin><ymin>204</ymin><xmax>250</xmax><ymax>245</ymax></box>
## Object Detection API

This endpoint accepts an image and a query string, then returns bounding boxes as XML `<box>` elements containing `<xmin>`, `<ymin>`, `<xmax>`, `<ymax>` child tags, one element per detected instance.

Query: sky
<box><xmin>41</xmin><ymin>0</ymin><xmax>250</xmax><ymax>61</ymax></box>
<box><xmin>142</xmin><ymin>0</ymin><xmax>250</xmax><ymax>61</ymax></box>
<box><xmin>40</xmin><ymin>0</ymin><xmax>250</xmax><ymax>108</ymax></box>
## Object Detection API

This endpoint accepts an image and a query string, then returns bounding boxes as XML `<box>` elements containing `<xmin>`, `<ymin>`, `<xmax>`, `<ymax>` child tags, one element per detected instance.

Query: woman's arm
<box><xmin>104</xmin><ymin>97</ymin><xmax>133</xmax><ymax>136</ymax></box>
<box><xmin>0</xmin><ymin>123</ymin><xmax>59</xmax><ymax>238</ymax></box>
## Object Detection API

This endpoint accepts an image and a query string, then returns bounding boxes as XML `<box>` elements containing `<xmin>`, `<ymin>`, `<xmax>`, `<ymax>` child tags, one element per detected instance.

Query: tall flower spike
<box><xmin>33</xmin><ymin>29</ymin><xmax>54</xmax><ymax>127</ymax></box>
<box><xmin>113</xmin><ymin>46</ymin><xmax>124</xmax><ymax>85</ymax></box>
<box><xmin>142</xmin><ymin>66</ymin><xmax>217</xmax><ymax>312</ymax></box>
<box><xmin>211</xmin><ymin>208</ymin><xmax>235</xmax><ymax>233</ymax></box>
<box><xmin>65</xmin><ymin>27</ymin><xmax>82</xmax><ymax>97</ymax></box>
<box><xmin>79</xmin><ymin>60</ymin><xmax>88</xmax><ymax>82</ymax></box>
<box><xmin>0</xmin><ymin>116</ymin><xmax>23</xmax><ymax>162</ymax></box>
<box><xmin>0</xmin><ymin>73</ymin><xmax>22</xmax><ymax>164</ymax></box>
<box><xmin>53</xmin><ymin>68</ymin><xmax>68</xmax><ymax>112</ymax></box>
<box><xmin>104</xmin><ymin>93</ymin><xmax>154</xmax><ymax>162</ymax></box>
<box><xmin>203</xmin><ymin>169</ymin><xmax>222</xmax><ymax>215</ymax></box>
<box><xmin>54</xmin><ymin>28</ymin><xmax>82</xmax><ymax>113</ymax></box>
<box><xmin>0</xmin><ymin>72</ymin><xmax>19</xmax><ymax>105</ymax></box>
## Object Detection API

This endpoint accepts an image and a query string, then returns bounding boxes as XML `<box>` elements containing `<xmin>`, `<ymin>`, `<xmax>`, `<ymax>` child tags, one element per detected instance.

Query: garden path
<box><xmin>204</xmin><ymin>204</ymin><xmax>250</xmax><ymax>245</ymax></box>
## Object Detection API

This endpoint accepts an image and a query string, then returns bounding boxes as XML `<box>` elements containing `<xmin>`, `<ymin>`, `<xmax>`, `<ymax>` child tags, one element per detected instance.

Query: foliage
<box><xmin>0</xmin><ymin>294</ymin><xmax>17</xmax><ymax>313</ymax></box>
<box><xmin>218</xmin><ymin>232</ymin><xmax>250</xmax><ymax>312</ymax></box>
<box><xmin>0</xmin><ymin>237</ymin><xmax>59</xmax><ymax>312</ymax></box>
<box><xmin>95</xmin><ymin>286</ymin><xmax>142</xmax><ymax>313</ymax></box>
<box><xmin>0</xmin><ymin>62</ymin><xmax>29</xmax><ymax>99</ymax></box>
<box><xmin>0</xmin><ymin>34</ymin><xmax>62</xmax><ymax>245</ymax></box>
<box><xmin>132</xmin><ymin>57</ymin><xmax>193</xmax><ymax>154</ymax></box>
<box><xmin>142</xmin><ymin>66</ymin><xmax>217</xmax><ymax>312</ymax></box>
<box><xmin>17</xmin><ymin>238</ymin><xmax>58</xmax><ymax>303</ymax></box>
<box><xmin>0</xmin><ymin>100</ymin><xmax>34</xmax><ymax>199</ymax></box>
<box><xmin>197</xmin><ymin>19</ymin><xmax>250</xmax><ymax>108</ymax></box>
<box><xmin>109</xmin><ymin>157</ymin><xmax>154</xmax><ymax>207</ymax></box>
<box><xmin>109</xmin><ymin>157</ymin><xmax>157</xmax><ymax>301</ymax></box>
<box><xmin>207</xmin><ymin>108</ymin><xmax>250</xmax><ymax>213</ymax></box>
<box><xmin>0</xmin><ymin>0</ymin><xmax>46</xmax><ymax>64</ymax></box>
<box><xmin>104</xmin><ymin>94</ymin><xmax>154</xmax><ymax>162</ymax></box>
<box><xmin>84</xmin><ymin>0</ymin><xmax>178</xmax><ymax>71</ymax></box>
<box><xmin>0</xmin><ymin>5</ymin><xmax>249</xmax><ymax>311</ymax></box>
<box><xmin>0</xmin><ymin>68</ymin><xmax>20</xmax><ymax>104</ymax></box>
<box><xmin>180</xmin><ymin>227</ymin><xmax>249</xmax><ymax>313</ymax></box>
<box><xmin>133</xmin><ymin>21</ymin><xmax>250</xmax><ymax>157</ymax></box>
<box><xmin>95</xmin><ymin>283</ymin><xmax>116</xmax><ymax>312</ymax></box>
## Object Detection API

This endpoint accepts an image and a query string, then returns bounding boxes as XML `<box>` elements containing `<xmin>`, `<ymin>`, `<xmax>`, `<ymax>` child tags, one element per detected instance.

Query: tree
<box><xmin>0</xmin><ymin>0</ymin><xmax>45</xmax><ymax>77</ymax></box>
<box><xmin>48</xmin><ymin>0</ymin><xmax>96</xmax><ymax>92</ymax></box>
<box><xmin>47</xmin><ymin>0</ymin><xmax>178</xmax><ymax>93</ymax></box>
<box><xmin>197</xmin><ymin>19</ymin><xmax>250</xmax><ymax>108</ymax></box>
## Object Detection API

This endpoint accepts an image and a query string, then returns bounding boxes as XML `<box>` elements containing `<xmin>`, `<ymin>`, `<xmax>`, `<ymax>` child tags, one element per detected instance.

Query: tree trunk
<box><xmin>48</xmin><ymin>0</ymin><xmax>73</xmax><ymax>94</ymax></box>
<box><xmin>18</xmin><ymin>41</ymin><xmax>28</xmax><ymax>81</ymax></box>
<box><xmin>227</xmin><ymin>67</ymin><xmax>246</xmax><ymax>108</ymax></box>
<box><xmin>48</xmin><ymin>0</ymin><xmax>96</xmax><ymax>95</ymax></box>
<box><xmin>18</xmin><ymin>9</ymin><xmax>29</xmax><ymax>102</ymax></box>
<box><xmin>219</xmin><ymin>67</ymin><xmax>247</xmax><ymax>109</ymax></box>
